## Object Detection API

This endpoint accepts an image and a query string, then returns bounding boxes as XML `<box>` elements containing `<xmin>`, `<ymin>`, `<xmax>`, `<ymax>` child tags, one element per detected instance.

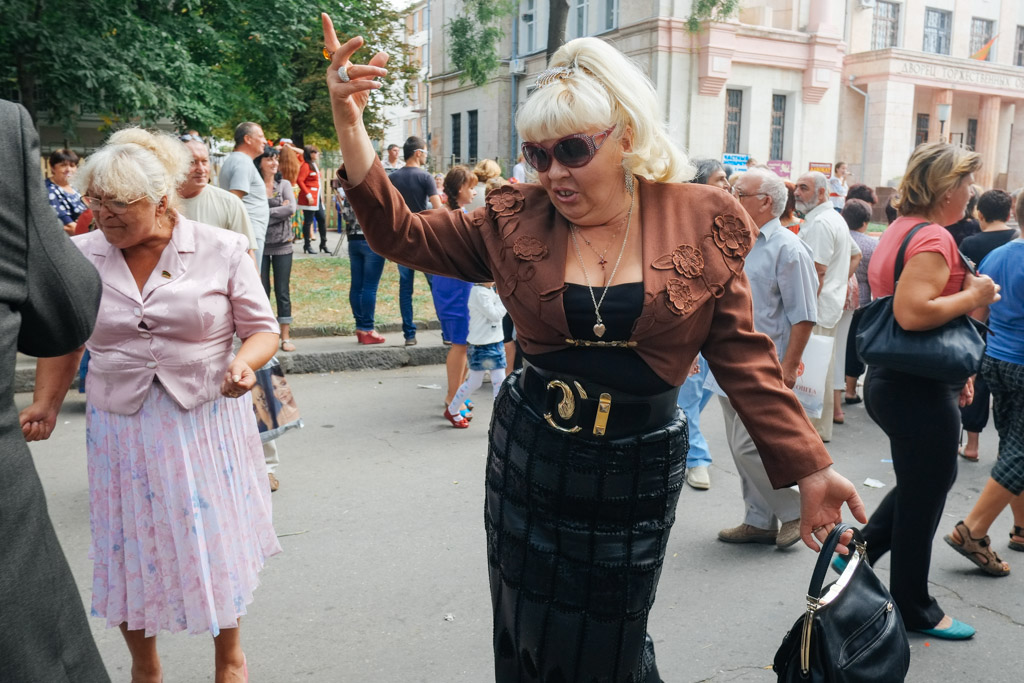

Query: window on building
<box><xmin>1017</xmin><ymin>26</ymin><xmax>1024</xmax><ymax>66</ymax></box>
<box><xmin>468</xmin><ymin>110</ymin><xmax>478</xmax><ymax>162</ymax></box>
<box><xmin>871</xmin><ymin>1</ymin><xmax>900</xmax><ymax>50</ymax></box>
<box><xmin>915</xmin><ymin>113</ymin><xmax>930</xmax><ymax>146</ymax></box>
<box><xmin>967</xmin><ymin>118</ymin><xmax>978</xmax><ymax>150</ymax></box>
<box><xmin>600</xmin><ymin>0</ymin><xmax>618</xmax><ymax>32</ymax></box>
<box><xmin>770</xmin><ymin>95</ymin><xmax>786</xmax><ymax>161</ymax></box>
<box><xmin>570</xmin><ymin>0</ymin><xmax>588</xmax><ymax>39</ymax></box>
<box><xmin>923</xmin><ymin>8</ymin><xmax>952</xmax><ymax>55</ymax></box>
<box><xmin>524</xmin><ymin>0</ymin><xmax>537</xmax><ymax>53</ymax></box>
<box><xmin>970</xmin><ymin>18</ymin><xmax>995</xmax><ymax>60</ymax></box>
<box><xmin>724</xmin><ymin>89</ymin><xmax>742</xmax><ymax>155</ymax></box>
<box><xmin>452</xmin><ymin>113</ymin><xmax>462</xmax><ymax>162</ymax></box>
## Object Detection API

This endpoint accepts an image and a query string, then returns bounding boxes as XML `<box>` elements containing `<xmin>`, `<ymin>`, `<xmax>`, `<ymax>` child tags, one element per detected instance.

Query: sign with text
<box><xmin>723</xmin><ymin>153</ymin><xmax>749</xmax><ymax>172</ymax></box>
<box><xmin>808</xmin><ymin>161</ymin><xmax>832</xmax><ymax>177</ymax></box>
<box><xmin>766</xmin><ymin>160</ymin><xmax>792</xmax><ymax>178</ymax></box>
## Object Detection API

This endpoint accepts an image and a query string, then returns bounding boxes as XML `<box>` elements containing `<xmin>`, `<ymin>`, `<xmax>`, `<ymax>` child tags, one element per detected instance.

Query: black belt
<box><xmin>518</xmin><ymin>364</ymin><xmax>681</xmax><ymax>440</ymax></box>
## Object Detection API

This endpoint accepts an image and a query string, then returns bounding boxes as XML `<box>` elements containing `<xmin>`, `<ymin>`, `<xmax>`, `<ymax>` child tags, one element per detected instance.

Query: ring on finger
<box><xmin>337</xmin><ymin>65</ymin><xmax>351</xmax><ymax>83</ymax></box>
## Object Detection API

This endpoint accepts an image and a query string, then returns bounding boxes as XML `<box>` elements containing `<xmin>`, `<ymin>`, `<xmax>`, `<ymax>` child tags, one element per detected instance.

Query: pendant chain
<box><xmin>569</xmin><ymin>189</ymin><xmax>635</xmax><ymax>336</ymax></box>
<box><xmin>577</xmin><ymin>216</ymin><xmax>625</xmax><ymax>269</ymax></box>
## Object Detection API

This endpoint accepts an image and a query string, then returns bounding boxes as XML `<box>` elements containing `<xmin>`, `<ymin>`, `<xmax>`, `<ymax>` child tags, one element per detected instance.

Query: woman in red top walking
<box><xmin>297</xmin><ymin>145</ymin><xmax>328</xmax><ymax>254</ymax></box>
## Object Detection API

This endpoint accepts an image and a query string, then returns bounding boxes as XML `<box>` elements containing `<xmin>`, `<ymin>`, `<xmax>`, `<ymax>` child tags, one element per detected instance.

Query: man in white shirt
<box><xmin>177</xmin><ymin>139</ymin><xmax>256</xmax><ymax>257</ymax></box>
<box><xmin>381</xmin><ymin>144</ymin><xmax>404</xmax><ymax>172</ymax></box>
<box><xmin>718</xmin><ymin>168</ymin><xmax>819</xmax><ymax>548</ymax></box>
<box><xmin>794</xmin><ymin>172</ymin><xmax>862</xmax><ymax>442</ymax></box>
<box><xmin>219</xmin><ymin>122</ymin><xmax>269</xmax><ymax>264</ymax></box>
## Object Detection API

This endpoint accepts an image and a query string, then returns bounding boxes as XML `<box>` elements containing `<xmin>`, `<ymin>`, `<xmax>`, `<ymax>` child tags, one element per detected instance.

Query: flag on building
<box><xmin>970</xmin><ymin>35</ymin><xmax>998</xmax><ymax>61</ymax></box>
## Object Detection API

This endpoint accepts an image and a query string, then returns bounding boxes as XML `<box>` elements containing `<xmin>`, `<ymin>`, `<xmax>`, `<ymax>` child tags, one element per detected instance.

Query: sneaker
<box><xmin>268</xmin><ymin>473</ymin><xmax>280</xmax><ymax>492</ymax></box>
<box><xmin>405</xmin><ymin>337</ymin><xmax>417</xmax><ymax>346</ymax></box>
<box><xmin>685</xmin><ymin>465</ymin><xmax>710</xmax><ymax>490</ymax></box>
<box><xmin>718</xmin><ymin>523</ymin><xmax>777</xmax><ymax>545</ymax></box>
<box><xmin>777</xmin><ymin>519</ymin><xmax>802</xmax><ymax>548</ymax></box>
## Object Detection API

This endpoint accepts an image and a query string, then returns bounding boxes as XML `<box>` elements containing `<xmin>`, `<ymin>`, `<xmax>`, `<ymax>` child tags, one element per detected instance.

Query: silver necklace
<box><xmin>569</xmin><ymin>191</ymin><xmax>635</xmax><ymax>338</ymax></box>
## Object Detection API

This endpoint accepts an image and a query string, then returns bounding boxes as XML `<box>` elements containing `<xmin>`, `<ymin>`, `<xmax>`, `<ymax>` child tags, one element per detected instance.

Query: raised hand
<box><xmin>321</xmin><ymin>13</ymin><xmax>389</xmax><ymax>129</ymax></box>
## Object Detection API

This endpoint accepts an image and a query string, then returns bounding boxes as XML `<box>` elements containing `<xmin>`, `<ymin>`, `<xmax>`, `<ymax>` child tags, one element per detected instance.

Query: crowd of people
<box><xmin>2</xmin><ymin>16</ymin><xmax>1023</xmax><ymax>682</ymax></box>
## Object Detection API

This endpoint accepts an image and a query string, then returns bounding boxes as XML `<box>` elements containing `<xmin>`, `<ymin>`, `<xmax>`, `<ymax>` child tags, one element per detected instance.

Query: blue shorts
<box><xmin>440</xmin><ymin>317</ymin><xmax>469</xmax><ymax>345</ymax></box>
<box><xmin>468</xmin><ymin>342</ymin><xmax>507</xmax><ymax>371</ymax></box>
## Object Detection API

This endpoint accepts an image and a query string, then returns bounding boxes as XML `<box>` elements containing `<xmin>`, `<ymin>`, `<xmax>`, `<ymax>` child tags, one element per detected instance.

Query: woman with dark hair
<box><xmin>846</xmin><ymin>183</ymin><xmax>877</xmax><ymax>206</ymax></box>
<box><xmin>256</xmin><ymin>147</ymin><xmax>298</xmax><ymax>351</ymax></box>
<box><xmin>840</xmin><ymin>198</ymin><xmax>876</xmax><ymax>406</ymax></box>
<box><xmin>781</xmin><ymin>180</ymin><xmax>802</xmax><ymax>233</ymax></box>
<box><xmin>46</xmin><ymin>148</ymin><xmax>88</xmax><ymax>235</ymax></box>
<box><xmin>443</xmin><ymin>165</ymin><xmax>478</xmax><ymax>211</ymax></box>
<box><xmin>297</xmin><ymin>144</ymin><xmax>328</xmax><ymax>254</ymax></box>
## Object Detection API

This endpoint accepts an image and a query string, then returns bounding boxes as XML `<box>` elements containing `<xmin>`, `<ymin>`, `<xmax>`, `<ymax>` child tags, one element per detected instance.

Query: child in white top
<box><xmin>446</xmin><ymin>283</ymin><xmax>507</xmax><ymax>421</ymax></box>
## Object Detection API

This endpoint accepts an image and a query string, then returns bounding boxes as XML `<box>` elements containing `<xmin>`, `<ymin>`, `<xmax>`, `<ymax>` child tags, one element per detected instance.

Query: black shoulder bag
<box><xmin>773</xmin><ymin>524</ymin><xmax>910</xmax><ymax>683</ymax></box>
<box><xmin>855</xmin><ymin>223</ymin><xmax>986</xmax><ymax>383</ymax></box>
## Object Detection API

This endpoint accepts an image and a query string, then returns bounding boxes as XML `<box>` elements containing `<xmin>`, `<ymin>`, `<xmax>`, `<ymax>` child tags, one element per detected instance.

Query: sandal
<box><xmin>957</xmin><ymin>446</ymin><xmax>979</xmax><ymax>462</ymax></box>
<box><xmin>944</xmin><ymin>521</ymin><xmax>1010</xmax><ymax>576</ymax></box>
<box><xmin>281</xmin><ymin>339</ymin><xmax>296</xmax><ymax>352</ymax></box>
<box><xmin>1009</xmin><ymin>526</ymin><xmax>1024</xmax><ymax>552</ymax></box>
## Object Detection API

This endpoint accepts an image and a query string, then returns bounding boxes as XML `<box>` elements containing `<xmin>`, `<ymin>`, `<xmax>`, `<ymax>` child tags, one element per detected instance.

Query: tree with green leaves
<box><xmin>0</xmin><ymin>0</ymin><xmax>414</xmax><ymax>147</ymax></box>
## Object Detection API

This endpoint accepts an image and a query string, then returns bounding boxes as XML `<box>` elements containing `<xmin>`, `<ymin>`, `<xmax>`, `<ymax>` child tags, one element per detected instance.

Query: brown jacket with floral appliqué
<box><xmin>340</xmin><ymin>160</ymin><xmax>831</xmax><ymax>487</ymax></box>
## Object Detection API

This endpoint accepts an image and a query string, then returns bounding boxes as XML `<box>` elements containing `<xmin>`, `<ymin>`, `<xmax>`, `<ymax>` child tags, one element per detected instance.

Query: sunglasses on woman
<box><xmin>521</xmin><ymin>126</ymin><xmax>615</xmax><ymax>173</ymax></box>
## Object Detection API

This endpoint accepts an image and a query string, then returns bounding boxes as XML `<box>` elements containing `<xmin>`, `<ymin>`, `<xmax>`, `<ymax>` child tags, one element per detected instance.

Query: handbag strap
<box><xmin>805</xmin><ymin>523</ymin><xmax>865</xmax><ymax>600</ymax></box>
<box><xmin>892</xmin><ymin>222</ymin><xmax>931</xmax><ymax>285</ymax></box>
<box><xmin>893</xmin><ymin>221</ymin><xmax>979</xmax><ymax>285</ymax></box>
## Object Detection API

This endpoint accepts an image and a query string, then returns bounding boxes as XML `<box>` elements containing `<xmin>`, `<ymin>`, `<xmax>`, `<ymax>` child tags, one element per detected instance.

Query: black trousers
<box><xmin>959</xmin><ymin>367</ymin><xmax>991</xmax><ymax>433</ymax></box>
<box><xmin>861</xmin><ymin>366</ymin><xmax>962</xmax><ymax>630</ymax></box>
<box><xmin>844</xmin><ymin>307</ymin><xmax>865</xmax><ymax>379</ymax></box>
<box><xmin>302</xmin><ymin>208</ymin><xmax>327</xmax><ymax>249</ymax></box>
<box><xmin>260</xmin><ymin>252</ymin><xmax>293</xmax><ymax>321</ymax></box>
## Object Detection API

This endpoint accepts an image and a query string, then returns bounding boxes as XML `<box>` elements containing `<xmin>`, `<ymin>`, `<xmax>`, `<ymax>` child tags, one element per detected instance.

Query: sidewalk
<box><xmin>13</xmin><ymin>327</ymin><xmax>450</xmax><ymax>394</ymax></box>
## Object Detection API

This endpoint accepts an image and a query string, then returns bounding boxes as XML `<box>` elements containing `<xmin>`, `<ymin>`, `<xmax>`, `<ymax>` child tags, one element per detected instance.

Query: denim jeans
<box><xmin>348</xmin><ymin>238</ymin><xmax>386</xmax><ymax>331</ymax></box>
<box><xmin>397</xmin><ymin>264</ymin><xmax>432</xmax><ymax>339</ymax></box>
<box><xmin>677</xmin><ymin>354</ymin><xmax>714</xmax><ymax>468</ymax></box>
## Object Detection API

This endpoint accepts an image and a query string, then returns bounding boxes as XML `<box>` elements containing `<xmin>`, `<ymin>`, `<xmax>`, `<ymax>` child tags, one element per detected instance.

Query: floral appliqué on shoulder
<box><xmin>512</xmin><ymin>235</ymin><xmax>547</xmax><ymax>262</ymax></box>
<box><xmin>487</xmin><ymin>185</ymin><xmax>525</xmax><ymax>239</ymax></box>
<box><xmin>652</xmin><ymin>244</ymin><xmax>704</xmax><ymax>279</ymax></box>
<box><xmin>712</xmin><ymin>214</ymin><xmax>751</xmax><ymax>259</ymax></box>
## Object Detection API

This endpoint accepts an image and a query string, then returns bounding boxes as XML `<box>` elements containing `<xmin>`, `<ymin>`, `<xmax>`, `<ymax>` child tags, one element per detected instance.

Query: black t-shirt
<box><xmin>960</xmin><ymin>228</ymin><xmax>1019</xmax><ymax>268</ymax></box>
<box><xmin>388</xmin><ymin>166</ymin><xmax>437</xmax><ymax>212</ymax></box>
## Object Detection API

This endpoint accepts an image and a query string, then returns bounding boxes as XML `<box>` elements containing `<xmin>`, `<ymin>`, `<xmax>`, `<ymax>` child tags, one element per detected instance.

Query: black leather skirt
<box><xmin>485</xmin><ymin>371</ymin><xmax>688</xmax><ymax>683</ymax></box>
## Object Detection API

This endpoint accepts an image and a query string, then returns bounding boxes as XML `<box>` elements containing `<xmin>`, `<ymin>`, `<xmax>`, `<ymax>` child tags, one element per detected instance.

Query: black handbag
<box><xmin>773</xmin><ymin>524</ymin><xmax>910</xmax><ymax>683</ymax></box>
<box><xmin>855</xmin><ymin>222</ymin><xmax>986</xmax><ymax>383</ymax></box>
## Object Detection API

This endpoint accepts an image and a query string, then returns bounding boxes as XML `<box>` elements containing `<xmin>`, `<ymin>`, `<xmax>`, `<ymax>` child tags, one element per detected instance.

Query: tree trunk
<box><xmin>545</xmin><ymin>0</ymin><xmax>570</xmax><ymax>64</ymax></box>
<box><xmin>16</xmin><ymin>55</ymin><xmax>37</xmax><ymax>125</ymax></box>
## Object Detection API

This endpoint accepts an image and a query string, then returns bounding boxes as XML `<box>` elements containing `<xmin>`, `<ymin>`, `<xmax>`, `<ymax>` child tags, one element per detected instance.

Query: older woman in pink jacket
<box><xmin>20</xmin><ymin>129</ymin><xmax>280</xmax><ymax>683</ymax></box>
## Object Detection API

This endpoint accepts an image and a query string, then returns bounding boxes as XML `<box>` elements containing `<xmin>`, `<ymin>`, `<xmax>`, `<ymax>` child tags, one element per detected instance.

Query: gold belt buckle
<box><xmin>543</xmin><ymin>379</ymin><xmax>586</xmax><ymax>433</ymax></box>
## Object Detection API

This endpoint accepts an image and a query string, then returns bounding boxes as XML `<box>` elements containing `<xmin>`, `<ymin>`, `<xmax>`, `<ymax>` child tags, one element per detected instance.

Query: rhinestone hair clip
<box><xmin>534</xmin><ymin>66</ymin><xmax>574</xmax><ymax>87</ymax></box>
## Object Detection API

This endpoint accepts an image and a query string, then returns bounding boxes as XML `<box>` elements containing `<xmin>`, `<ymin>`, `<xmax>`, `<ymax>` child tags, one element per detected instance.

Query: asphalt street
<box><xmin>20</xmin><ymin>366</ymin><xmax>1024</xmax><ymax>682</ymax></box>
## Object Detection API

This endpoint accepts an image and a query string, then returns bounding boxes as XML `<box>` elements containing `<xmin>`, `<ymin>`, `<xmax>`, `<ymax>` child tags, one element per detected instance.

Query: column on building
<box><xmin>1008</xmin><ymin>103</ymin><xmax>1024</xmax><ymax>193</ymax></box>
<box><xmin>975</xmin><ymin>95</ymin><xmax>1002</xmax><ymax>189</ymax></box>
<box><xmin>864</xmin><ymin>79</ymin><xmax>916</xmax><ymax>187</ymax></box>
<box><xmin>928</xmin><ymin>89</ymin><xmax>953</xmax><ymax>144</ymax></box>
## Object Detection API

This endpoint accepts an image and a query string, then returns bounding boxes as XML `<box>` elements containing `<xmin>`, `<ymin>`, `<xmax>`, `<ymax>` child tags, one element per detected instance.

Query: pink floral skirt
<box><xmin>85</xmin><ymin>383</ymin><xmax>281</xmax><ymax>637</ymax></box>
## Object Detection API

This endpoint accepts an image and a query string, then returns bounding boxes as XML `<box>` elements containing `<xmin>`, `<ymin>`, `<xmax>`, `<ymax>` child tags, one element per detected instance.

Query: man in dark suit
<box><xmin>0</xmin><ymin>99</ymin><xmax>110</xmax><ymax>682</ymax></box>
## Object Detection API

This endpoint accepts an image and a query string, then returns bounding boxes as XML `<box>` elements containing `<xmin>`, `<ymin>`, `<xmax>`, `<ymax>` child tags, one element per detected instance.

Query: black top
<box><xmin>522</xmin><ymin>282</ymin><xmax>672</xmax><ymax>395</ymax></box>
<box><xmin>387</xmin><ymin>166</ymin><xmax>437</xmax><ymax>213</ymax></box>
<box><xmin>944</xmin><ymin>217</ymin><xmax>980</xmax><ymax>246</ymax></box>
<box><xmin>960</xmin><ymin>228</ymin><xmax>1019</xmax><ymax>268</ymax></box>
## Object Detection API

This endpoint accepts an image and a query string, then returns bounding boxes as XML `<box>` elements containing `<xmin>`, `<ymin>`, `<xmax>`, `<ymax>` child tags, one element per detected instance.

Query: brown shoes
<box><xmin>776</xmin><ymin>519</ymin><xmax>802</xmax><ymax>548</ymax></box>
<box><xmin>718</xmin><ymin>523</ymin><xmax>777</xmax><ymax>545</ymax></box>
<box><xmin>268</xmin><ymin>473</ymin><xmax>280</xmax><ymax>492</ymax></box>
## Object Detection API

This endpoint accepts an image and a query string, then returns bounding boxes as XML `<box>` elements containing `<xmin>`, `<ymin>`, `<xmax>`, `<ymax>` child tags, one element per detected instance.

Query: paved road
<box><xmin>21</xmin><ymin>367</ymin><xmax>1023</xmax><ymax>681</ymax></box>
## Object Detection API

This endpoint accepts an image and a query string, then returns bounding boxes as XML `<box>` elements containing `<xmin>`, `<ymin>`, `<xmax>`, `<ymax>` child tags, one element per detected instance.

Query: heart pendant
<box><xmin>593</xmin><ymin>323</ymin><xmax>606</xmax><ymax>338</ymax></box>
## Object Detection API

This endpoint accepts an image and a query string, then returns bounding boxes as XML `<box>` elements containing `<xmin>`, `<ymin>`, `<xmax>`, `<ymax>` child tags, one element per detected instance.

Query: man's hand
<box><xmin>797</xmin><ymin>466</ymin><xmax>868</xmax><ymax>552</ymax></box>
<box><xmin>959</xmin><ymin>376</ymin><xmax>975</xmax><ymax>408</ymax></box>
<box><xmin>780</xmin><ymin>360</ymin><xmax>800</xmax><ymax>388</ymax></box>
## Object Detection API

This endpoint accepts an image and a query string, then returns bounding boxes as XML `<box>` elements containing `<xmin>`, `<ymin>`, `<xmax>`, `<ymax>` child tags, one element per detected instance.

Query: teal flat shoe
<box><xmin>916</xmin><ymin>618</ymin><xmax>976</xmax><ymax>640</ymax></box>
<box><xmin>831</xmin><ymin>554</ymin><xmax>849</xmax><ymax>574</ymax></box>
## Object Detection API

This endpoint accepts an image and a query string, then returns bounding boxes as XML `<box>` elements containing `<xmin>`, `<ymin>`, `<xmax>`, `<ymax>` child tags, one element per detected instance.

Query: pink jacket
<box><xmin>73</xmin><ymin>217</ymin><xmax>279</xmax><ymax>415</ymax></box>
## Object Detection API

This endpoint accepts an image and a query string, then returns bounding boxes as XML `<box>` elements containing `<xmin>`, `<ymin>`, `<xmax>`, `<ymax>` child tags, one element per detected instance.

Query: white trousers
<box><xmin>720</xmin><ymin>396</ymin><xmax>800</xmax><ymax>529</ymax></box>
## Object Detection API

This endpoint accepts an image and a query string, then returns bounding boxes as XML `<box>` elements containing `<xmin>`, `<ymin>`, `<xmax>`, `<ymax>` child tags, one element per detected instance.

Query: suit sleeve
<box><xmin>6</xmin><ymin>103</ymin><xmax>101</xmax><ymax>357</ymax></box>
<box><xmin>701</xmin><ymin>267</ymin><xmax>833</xmax><ymax>488</ymax></box>
<box><xmin>339</xmin><ymin>160</ymin><xmax>493</xmax><ymax>283</ymax></box>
